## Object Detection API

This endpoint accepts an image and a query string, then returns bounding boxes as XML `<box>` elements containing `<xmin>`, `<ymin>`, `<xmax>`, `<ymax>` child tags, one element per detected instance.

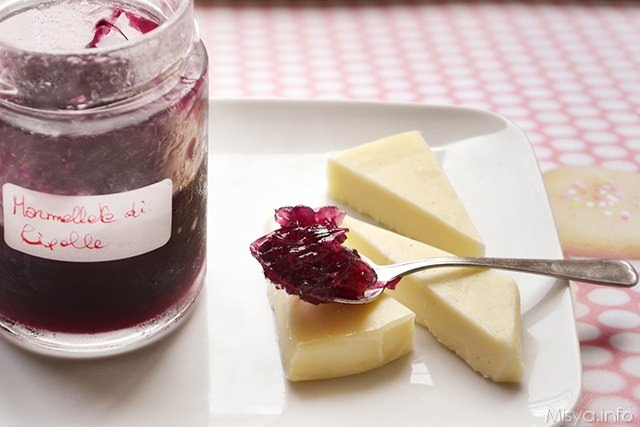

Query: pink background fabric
<box><xmin>195</xmin><ymin>1</ymin><xmax>640</xmax><ymax>425</ymax></box>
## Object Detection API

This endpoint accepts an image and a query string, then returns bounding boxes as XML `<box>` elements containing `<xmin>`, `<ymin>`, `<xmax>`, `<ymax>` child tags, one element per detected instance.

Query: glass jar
<box><xmin>0</xmin><ymin>0</ymin><xmax>208</xmax><ymax>356</ymax></box>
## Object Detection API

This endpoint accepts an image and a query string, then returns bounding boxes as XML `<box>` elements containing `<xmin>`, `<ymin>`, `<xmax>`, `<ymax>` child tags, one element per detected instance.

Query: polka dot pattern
<box><xmin>573</xmin><ymin>280</ymin><xmax>640</xmax><ymax>423</ymax></box>
<box><xmin>197</xmin><ymin>0</ymin><xmax>640</xmax><ymax>172</ymax></box>
<box><xmin>195</xmin><ymin>0</ymin><xmax>640</xmax><ymax>421</ymax></box>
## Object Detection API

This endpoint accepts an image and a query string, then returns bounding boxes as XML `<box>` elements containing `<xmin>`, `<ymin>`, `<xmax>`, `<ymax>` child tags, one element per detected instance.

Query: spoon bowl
<box><xmin>333</xmin><ymin>256</ymin><xmax>639</xmax><ymax>304</ymax></box>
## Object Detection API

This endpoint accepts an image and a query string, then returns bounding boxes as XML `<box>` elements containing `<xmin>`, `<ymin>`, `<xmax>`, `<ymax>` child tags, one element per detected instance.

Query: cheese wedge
<box><xmin>262</xmin><ymin>217</ymin><xmax>414</xmax><ymax>382</ymax></box>
<box><xmin>344</xmin><ymin>216</ymin><xmax>524</xmax><ymax>383</ymax></box>
<box><xmin>269</xmin><ymin>287</ymin><xmax>415</xmax><ymax>381</ymax></box>
<box><xmin>327</xmin><ymin>131</ymin><xmax>485</xmax><ymax>257</ymax></box>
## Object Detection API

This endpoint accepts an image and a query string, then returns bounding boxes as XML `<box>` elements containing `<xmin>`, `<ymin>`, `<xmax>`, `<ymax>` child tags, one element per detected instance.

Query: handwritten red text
<box><xmin>20</xmin><ymin>224</ymin><xmax>106</xmax><ymax>251</ymax></box>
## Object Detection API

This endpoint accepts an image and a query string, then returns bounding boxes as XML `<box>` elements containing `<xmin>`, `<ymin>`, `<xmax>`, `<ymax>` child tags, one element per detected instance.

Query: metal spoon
<box><xmin>333</xmin><ymin>256</ymin><xmax>639</xmax><ymax>304</ymax></box>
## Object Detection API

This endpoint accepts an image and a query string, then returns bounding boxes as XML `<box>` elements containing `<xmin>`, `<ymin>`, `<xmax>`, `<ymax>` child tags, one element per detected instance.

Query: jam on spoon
<box><xmin>250</xmin><ymin>205</ymin><xmax>394</xmax><ymax>304</ymax></box>
<box><xmin>251</xmin><ymin>206</ymin><xmax>639</xmax><ymax>306</ymax></box>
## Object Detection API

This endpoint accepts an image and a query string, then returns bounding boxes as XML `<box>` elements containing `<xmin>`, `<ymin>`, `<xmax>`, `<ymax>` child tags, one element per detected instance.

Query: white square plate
<box><xmin>208</xmin><ymin>99</ymin><xmax>581</xmax><ymax>427</ymax></box>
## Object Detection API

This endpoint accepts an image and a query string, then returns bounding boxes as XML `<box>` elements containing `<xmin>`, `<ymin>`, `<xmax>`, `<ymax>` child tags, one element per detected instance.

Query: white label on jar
<box><xmin>2</xmin><ymin>180</ymin><xmax>172</xmax><ymax>262</ymax></box>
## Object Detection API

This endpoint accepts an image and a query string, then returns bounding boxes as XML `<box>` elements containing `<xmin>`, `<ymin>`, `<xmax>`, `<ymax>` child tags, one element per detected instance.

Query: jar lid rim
<box><xmin>0</xmin><ymin>0</ymin><xmax>191</xmax><ymax>55</ymax></box>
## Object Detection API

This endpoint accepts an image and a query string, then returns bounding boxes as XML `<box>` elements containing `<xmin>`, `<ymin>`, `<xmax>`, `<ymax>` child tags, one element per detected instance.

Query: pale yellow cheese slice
<box><xmin>327</xmin><ymin>131</ymin><xmax>485</xmax><ymax>257</ymax></box>
<box><xmin>269</xmin><ymin>287</ymin><xmax>415</xmax><ymax>381</ymax></box>
<box><xmin>262</xmin><ymin>218</ymin><xmax>414</xmax><ymax>382</ymax></box>
<box><xmin>344</xmin><ymin>216</ymin><xmax>524</xmax><ymax>383</ymax></box>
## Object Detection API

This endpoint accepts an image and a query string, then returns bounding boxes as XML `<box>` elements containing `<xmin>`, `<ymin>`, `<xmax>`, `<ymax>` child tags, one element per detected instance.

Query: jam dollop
<box><xmin>87</xmin><ymin>8</ymin><xmax>160</xmax><ymax>48</ymax></box>
<box><xmin>250</xmin><ymin>206</ymin><xmax>378</xmax><ymax>304</ymax></box>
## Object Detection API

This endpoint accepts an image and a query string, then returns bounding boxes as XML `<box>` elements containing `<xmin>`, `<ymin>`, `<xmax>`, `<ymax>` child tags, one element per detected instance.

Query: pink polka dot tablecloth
<box><xmin>195</xmin><ymin>1</ymin><xmax>640</xmax><ymax>425</ymax></box>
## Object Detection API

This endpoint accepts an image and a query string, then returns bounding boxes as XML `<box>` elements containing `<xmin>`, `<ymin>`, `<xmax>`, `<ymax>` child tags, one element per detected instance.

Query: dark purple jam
<box><xmin>0</xmin><ymin>164</ymin><xmax>206</xmax><ymax>333</ymax></box>
<box><xmin>0</xmin><ymin>48</ymin><xmax>208</xmax><ymax>334</ymax></box>
<box><xmin>86</xmin><ymin>8</ymin><xmax>160</xmax><ymax>49</ymax></box>
<box><xmin>250</xmin><ymin>206</ymin><xmax>379</xmax><ymax>304</ymax></box>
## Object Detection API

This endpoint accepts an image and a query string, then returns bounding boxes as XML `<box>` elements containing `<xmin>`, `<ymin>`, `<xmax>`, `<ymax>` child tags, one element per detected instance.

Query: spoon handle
<box><xmin>386</xmin><ymin>257</ymin><xmax>638</xmax><ymax>287</ymax></box>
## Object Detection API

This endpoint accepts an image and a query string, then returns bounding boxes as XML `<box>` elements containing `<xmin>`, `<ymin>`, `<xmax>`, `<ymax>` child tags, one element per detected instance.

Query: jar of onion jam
<box><xmin>0</xmin><ymin>0</ymin><xmax>208</xmax><ymax>356</ymax></box>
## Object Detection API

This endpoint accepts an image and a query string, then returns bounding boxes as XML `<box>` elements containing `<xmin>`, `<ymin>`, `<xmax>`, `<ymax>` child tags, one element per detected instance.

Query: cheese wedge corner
<box><xmin>268</xmin><ymin>287</ymin><xmax>415</xmax><ymax>382</ymax></box>
<box><xmin>327</xmin><ymin>131</ymin><xmax>485</xmax><ymax>257</ymax></box>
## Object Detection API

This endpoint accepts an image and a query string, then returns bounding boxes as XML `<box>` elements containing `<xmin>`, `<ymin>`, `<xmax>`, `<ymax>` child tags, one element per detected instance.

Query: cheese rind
<box><xmin>344</xmin><ymin>216</ymin><xmax>524</xmax><ymax>383</ymax></box>
<box><xmin>327</xmin><ymin>131</ymin><xmax>485</xmax><ymax>257</ymax></box>
<box><xmin>268</xmin><ymin>287</ymin><xmax>415</xmax><ymax>382</ymax></box>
